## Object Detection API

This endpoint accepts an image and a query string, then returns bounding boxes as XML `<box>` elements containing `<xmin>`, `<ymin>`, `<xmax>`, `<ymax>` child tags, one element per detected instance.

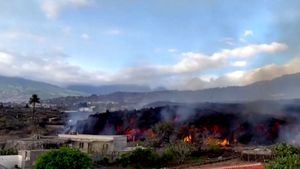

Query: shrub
<box><xmin>118</xmin><ymin>148</ymin><xmax>160</xmax><ymax>169</ymax></box>
<box><xmin>266</xmin><ymin>154</ymin><xmax>300</xmax><ymax>169</ymax></box>
<box><xmin>118</xmin><ymin>153</ymin><xmax>131</xmax><ymax>168</ymax></box>
<box><xmin>0</xmin><ymin>148</ymin><xmax>18</xmax><ymax>155</ymax></box>
<box><xmin>35</xmin><ymin>147</ymin><xmax>92</xmax><ymax>169</ymax></box>
<box><xmin>164</xmin><ymin>141</ymin><xmax>195</xmax><ymax>164</ymax></box>
<box><xmin>272</xmin><ymin>143</ymin><xmax>299</xmax><ymax>157</ymax></box>
<box><xmin>94</xmin><ymin>157</ymin><xmax>110</xmax><ymax>167</ymax></box>
<box><xmin>160</xmin><ymin>149</ymin><xmax>174</xmax><ymax>165</ymax></box>
<box><xmin>266</xmin><ymin>144</ymin><xmax>300</xmax><ymax>169</ymax></box>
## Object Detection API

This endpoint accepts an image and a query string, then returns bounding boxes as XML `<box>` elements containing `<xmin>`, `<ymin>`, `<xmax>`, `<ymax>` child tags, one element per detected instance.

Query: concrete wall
<box><xmin>0</xmin><ymin>155</ymin><xmax>22</xmax><ymax>169</ymax></box>
<box><xmin>89</xmin><ymin>141</ymin><xmax>112</xmax><ymax>155</ymax></box>
<box><xmin>113</xmin><ymin>137</ymin><xmax>127</xmax><ymax>151</ymax></box>
<box><xmin>59</xmin><ymin>134</ymin><xmax>127</xmax><ymax>156</ymax></box>
<box><xmin>19</xmin><ymin>150</ymin><xmax>50</xmax><ymax>169</ymax></box>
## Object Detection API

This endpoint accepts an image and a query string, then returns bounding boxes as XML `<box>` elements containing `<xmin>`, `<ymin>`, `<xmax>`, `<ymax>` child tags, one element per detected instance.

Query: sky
<box><xmin>0</xmin><ymin>0</ymin><xmax>300</xmax><ymax>90</ymax></box>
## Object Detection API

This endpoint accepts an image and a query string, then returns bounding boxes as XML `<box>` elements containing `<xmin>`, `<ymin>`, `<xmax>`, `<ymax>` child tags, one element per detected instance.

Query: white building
<box><xmin>1</xmin><ymin>134</ymin><xmax>129</xmax><ymax>169</ymax></box>
<box><xmin>0</xmin><ymin>155</ymin><xmax>23</xmax><ymax>169</ymax></box>
<box><xmin>58</xmin><ymin>134</ymin><xmax>127</xmax><ymax>156</ymax></box>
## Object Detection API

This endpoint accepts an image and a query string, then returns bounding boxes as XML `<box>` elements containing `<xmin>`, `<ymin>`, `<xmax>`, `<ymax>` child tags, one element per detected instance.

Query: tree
<box><xmin>29</xmin><ymin>94</ymin><xmax>40</xmax><ymax>136</ymax></box>
<box><xmin>35</xmin><ymin>147</ymin><xmax>92</xmax><ymax>169</ymax></box>
<box><xmin>153</xmin><ymin>122</ymin><xmax>174</xmax><ymax>144</ymax></box>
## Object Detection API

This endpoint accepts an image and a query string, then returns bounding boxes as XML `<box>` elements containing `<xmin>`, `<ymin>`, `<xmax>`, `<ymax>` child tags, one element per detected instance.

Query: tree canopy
<box><xmin>35</xmin><ymin>147</ymin><xmax>92</xmax><ymax>169</ymax></box>
<box><xmin>29</xmin><ymin>94</ymin><xmax>40</xmax><ymax>105</ymax></box>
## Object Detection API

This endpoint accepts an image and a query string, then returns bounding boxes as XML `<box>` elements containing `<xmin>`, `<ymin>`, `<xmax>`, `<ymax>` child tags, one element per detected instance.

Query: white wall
<box><xmin>0</xmin><ymin>155</ymin><xmax>22</xmax><ymax>168</ymax></box>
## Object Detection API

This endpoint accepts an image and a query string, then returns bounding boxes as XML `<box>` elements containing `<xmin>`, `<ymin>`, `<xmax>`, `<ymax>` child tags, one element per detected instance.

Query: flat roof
<box><xmin>58</xmin><ymin>134</ymin><xmax>127</xmax><ymax>142</ymax></box>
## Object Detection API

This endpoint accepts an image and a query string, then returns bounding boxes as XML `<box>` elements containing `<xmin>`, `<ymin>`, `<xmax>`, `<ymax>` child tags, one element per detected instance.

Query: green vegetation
<box><xmin>0</xmin><ymin>148</ymin><xmax>18</xmax><ymax>155</ymax></box>
<box><xmin>266</xmin><ymin>143</ymin><xmax>300</xmax><ymax>169</ymax></box>
<box><xmin>164</xmin><ymin>141</ymin><xmax>196</xmax><ymax>164</ymax></box>
<box><xmin>118</xmin><ymin>148</ymin><xmax>161</xmax><ymax>169</ymax></box>
<box><xmin>117</xmin><ymin>142</ymin><xmax>196</xmax><ymax>169</ymax></box>
<box><xmin>35</xmin><ymin>147</ymin><xmax>92</xmax><ymax>169</ymax></box>
<box><xmin>266</xmin><ymin>155</ymin><xmax>300</xmax><ymax>169</ymax></box>
<box><xmin>271</xmin><ymin>143</ymin><xmax>299</xmax><ymax>157</ymax></box>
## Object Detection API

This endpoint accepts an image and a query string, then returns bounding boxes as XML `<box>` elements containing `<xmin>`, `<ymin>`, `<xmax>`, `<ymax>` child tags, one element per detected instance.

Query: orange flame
<box><xmin>219</xmin><ymin>138</ymin><xmax>230</xmax><ymax>146</ymax></box>
<box><xmin>184</xmin><ymin>135</ymin><xmax>192</xmax><ymax>143</ymax></box>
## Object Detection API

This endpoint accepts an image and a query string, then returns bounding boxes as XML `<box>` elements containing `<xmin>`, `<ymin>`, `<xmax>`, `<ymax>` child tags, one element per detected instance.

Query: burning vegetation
<box><xmin>67</xmin><ymin>102</ymin><xmax>299</xmax><ymax>147</ymax></box>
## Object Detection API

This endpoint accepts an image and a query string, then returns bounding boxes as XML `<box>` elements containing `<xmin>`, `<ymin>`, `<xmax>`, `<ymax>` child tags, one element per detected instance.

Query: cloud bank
<box><xmin>0</xmin><ymin>42</ymin><xmax>293</xmax><ymax>90</ymax></box>
<box><xmin>42</xmin><ymin>0</ymin><xmax>93</xmax><ymax>19</ymax></box>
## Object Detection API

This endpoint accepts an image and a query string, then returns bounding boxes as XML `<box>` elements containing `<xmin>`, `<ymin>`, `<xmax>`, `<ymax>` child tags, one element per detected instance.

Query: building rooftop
<box><xmin>58</xmin><ymin>134</ymin><xmax>127</xmax><ymax>142</ymax></box>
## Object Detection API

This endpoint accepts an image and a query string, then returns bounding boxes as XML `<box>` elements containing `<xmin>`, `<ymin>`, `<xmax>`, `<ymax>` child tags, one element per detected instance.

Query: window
<box><xmin>79</xmin><ymin>142</ymin><xmax>84</xmax><ymax>149</ymax></box>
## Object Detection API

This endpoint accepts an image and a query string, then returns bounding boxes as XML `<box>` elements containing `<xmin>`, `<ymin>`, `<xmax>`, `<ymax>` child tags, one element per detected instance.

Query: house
<box><xmin>2</xmin><ymin>134</ymin><xmax>129</xmax><ymax>168</ymax></box>
<box><xmin>58</xmin><ymin>134</ymin><xmax>128</xmax><ymax>157</ymax></box>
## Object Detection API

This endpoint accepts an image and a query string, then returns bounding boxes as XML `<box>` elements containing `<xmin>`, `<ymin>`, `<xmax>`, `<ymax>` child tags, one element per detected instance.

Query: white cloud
<box><xmin>0</xmin><ymin>30</ymin><xmax>46</xmax><ymax>43</ymax></box>
<box><xmin>232</xmin><ymin>61</ymin><xmax>247</xmax><ymax>67</ymax></box>
<box><xmin>183</xmin><ymin>58</ymin><xmax>300</xmax><ymax>90</ymax></box>
<box><xmin>0</xmin><ymin>42</ymin><xmax>291</xmax><ymax>89</ymax></box>
<box><xmin>212</xmin><ymin>42</ymin><xmax>287</xmax><ymax>60</ymax></box>
<box><xmin>221</xmin><ymin>30</ymin><xmax>254</xmax><ymax>45</ymax></box>
<box><xmin>42</xmin><ymin>1</ymin><xmax>61</xmax><ymax>19</ymax></box>
<box><xmin>168</xmin><ymin>48</ymin><xmax>178</xmax><ymax>53</ymax></box>
<box><xmin>81</xmin><ymin>33</ymin><xmax>90</xmax><ymax>40</ymax></box>
<box><xmin>170</xmin><ymin>52</ymin><xmax>222</xmax><ymax>73</ymax></box>
<box><xmin>104</xmin><ymin>42</ymin><xmax>288</xmax><ymax>88</ymax></box>
<box><xmin>41</xmin><ymin>0</ymin><xmax>92</xmax><ymax>19</ymax></box>
<box><xmin>0</xmin><ymin>51</ymin><xmax>108</xmax><ymax>85</ymax></box>
<box><xmin>168</xmin><ymin>42</ymin><xmax>286</xmax><ymax>74</ymax></box>
<box><xmin>0</xmin><ymin>52</ymin><xmax>13</xmax><ymax>64</ymax></box>
<box><xmin>243</xmin><ymin>30</ymin><xmax>254</xmax><ymax>37</ymax></box>
<box><xmin>226</xmin><ymin>71</ymin><xmax>245</xmax><ymax>79</ymax></box>
<box><xmin>243</xmin><ymin>58</ymin><xmax>300</xmax><ymax>84</ymax></box>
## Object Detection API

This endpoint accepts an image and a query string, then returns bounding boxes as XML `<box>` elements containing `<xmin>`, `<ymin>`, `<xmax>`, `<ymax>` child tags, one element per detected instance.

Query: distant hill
<box><xmin>0</xmin><ymin>76</ymin><xmax>84</xmax><ymax>102</ymax></box>
<box><xmin>110</xmin><ymin>72</ymin><xmax>300</xmax><ymax>103</ymax></box>
<box><xmin>67</xmin><ymin>84</ymin><xmax>151</xmax><ymax>95</ymax></box>
<box><xmin>48</xmin><ymin>73</ymin><xmax>300</xmax><ymax>108</ymax></box>
<box><xmin>3</xmin><ymin>72</ymin><xmax>300</xmax><ymax>104</ymax></box>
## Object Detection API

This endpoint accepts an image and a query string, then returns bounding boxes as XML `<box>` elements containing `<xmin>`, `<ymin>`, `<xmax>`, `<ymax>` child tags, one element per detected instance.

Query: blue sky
<box><xmin>0</xmin><ymin>0</ymin><xmax>299</xmax><ymax>89</ymax></box>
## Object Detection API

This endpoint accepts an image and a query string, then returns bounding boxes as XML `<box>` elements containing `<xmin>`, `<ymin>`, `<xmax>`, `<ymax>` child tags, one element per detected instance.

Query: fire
<box><xmin>206</xmin><ymin>138</ymin><xmax>230</xmax><ymax>147</ymax></box>
<box><xmin>183</xmin><ymin>135</ymin><xmax>192</xmax><ymax>143</ymax></box>
<box><xmin>219</xmin><ymin>138</ymin><xmax>230</xmax><ymax>146</ymax></box>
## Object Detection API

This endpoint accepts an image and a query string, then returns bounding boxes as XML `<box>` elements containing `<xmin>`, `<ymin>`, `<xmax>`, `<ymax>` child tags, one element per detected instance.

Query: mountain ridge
<box><xmin>67</xmin><ymin>84</ymin><xmax>152</xmax><ymax>95</ymax></box>
<box><xmin>0</xmin><ymin>76</ymin><xmax>84</xmax><ymax>102</ymax></box>
<box><xmin>47</xmin><ymin>72</ymin><xmax>300</xmax><ymax>108</ymax></box>
<box><xmin>2</xmin><ymin>72</ymin><xmax>300</xmax><ymax>103</ymax></box>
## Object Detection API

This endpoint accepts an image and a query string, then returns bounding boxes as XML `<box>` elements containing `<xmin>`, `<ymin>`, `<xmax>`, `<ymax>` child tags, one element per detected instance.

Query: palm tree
<box><xmin>29</xmin><ymin>94</ymin><xmax>40</xmax><ymax>137</ymax></box>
